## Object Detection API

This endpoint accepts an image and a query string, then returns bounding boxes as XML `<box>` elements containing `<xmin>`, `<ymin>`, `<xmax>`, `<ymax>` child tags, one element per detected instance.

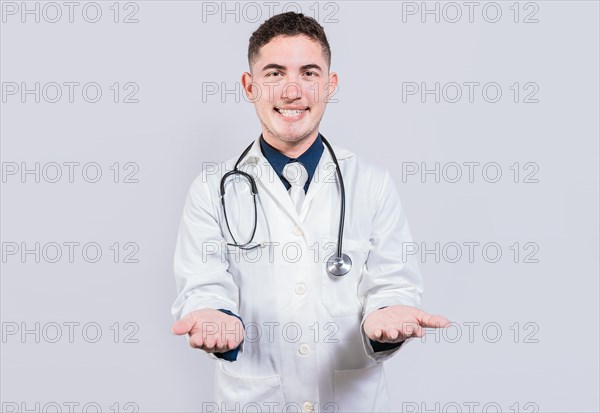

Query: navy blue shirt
<box><xmin>259</xmin><ymin>133</ymin><xmax>324</xmax><ymax>193</ymax></box>
<box><xmin>214</xmin><ymin>133</ymin><xmax>403</xmax><ymax>361</ymax></box>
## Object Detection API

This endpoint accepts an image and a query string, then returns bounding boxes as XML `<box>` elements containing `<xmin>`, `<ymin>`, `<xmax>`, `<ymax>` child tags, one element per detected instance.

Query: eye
<box><xmin>304</xmin><ymin>71</ymin><xmax>318</xmax><ymax>77</ymax></box>
<box><xmin>266</xmin><ymin>71</ymin><xmax>282</xmax><ymax>77</ymax></box>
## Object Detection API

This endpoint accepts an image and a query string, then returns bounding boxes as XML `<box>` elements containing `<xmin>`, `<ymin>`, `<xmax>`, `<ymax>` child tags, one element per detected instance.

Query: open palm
<box><xmin>171</xmin><ymin>309</ymin><xmax>244</xmax><ymax>353</ymax></box>
<box><xmin>364</xmin><ymin>305</ymin><xmax>451</xmax><ymax>343</ymax></box>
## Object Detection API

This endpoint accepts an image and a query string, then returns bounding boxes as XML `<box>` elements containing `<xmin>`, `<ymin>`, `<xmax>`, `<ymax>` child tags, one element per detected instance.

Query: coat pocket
<box><xmin>214</xmin><ymin>362</ymin><xmax>286</xmax><ymax>411</ymax></box>
<box><xmin>320</xmin><ymin>237</ymin><xmax>370</xmax><ymax>317</ymax></box>
<box><xmin>333</xmin><ymin>363</ymin><xmax>388</xmax><ymax>413</ymax></box>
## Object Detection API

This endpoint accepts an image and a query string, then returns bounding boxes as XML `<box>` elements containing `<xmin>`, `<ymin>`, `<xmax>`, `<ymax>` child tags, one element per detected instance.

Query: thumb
<box><xmin>171</xmin><ymin>314</ymin><xmax>196</xmax><ymax>335</ymax></box>
<box><xmin>419</xmin><ymin>313</ymin><xmax>452</xmax><ymax>329</ymax></box>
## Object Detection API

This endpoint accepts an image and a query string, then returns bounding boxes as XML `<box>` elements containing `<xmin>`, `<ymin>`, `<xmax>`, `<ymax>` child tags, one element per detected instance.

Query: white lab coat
<box><xmin>172</xmin><ymin>135</ymin><xmax>424</xmax><ymax>413</ymax></box>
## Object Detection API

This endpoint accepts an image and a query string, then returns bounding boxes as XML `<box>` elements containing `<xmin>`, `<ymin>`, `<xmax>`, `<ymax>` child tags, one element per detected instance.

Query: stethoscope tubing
<box><xmin>220</xmin><ymin>135</ymin><xmax>350</xmax><ymax>273</ymax></box>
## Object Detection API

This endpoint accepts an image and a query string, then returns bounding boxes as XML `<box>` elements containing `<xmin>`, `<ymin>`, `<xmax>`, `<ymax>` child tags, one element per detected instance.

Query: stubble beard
<box><xmin>259</xmin><ymin>109</ymin><xmax>325</xmax><ymax>149</ymax></box>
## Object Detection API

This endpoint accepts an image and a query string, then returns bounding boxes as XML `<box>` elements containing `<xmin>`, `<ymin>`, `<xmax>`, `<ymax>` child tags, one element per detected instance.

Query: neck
<box><xmin>262</xmin><ymin>130</ymin><xmax>319</xmax><ymax>158</ymax></box>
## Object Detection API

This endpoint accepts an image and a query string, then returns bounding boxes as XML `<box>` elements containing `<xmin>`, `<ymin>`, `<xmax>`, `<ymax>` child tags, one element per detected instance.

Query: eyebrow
<box><xmin>261</xmin><ymin>63</ymin><xmax>323</xmax><ymax>72</ymax></box>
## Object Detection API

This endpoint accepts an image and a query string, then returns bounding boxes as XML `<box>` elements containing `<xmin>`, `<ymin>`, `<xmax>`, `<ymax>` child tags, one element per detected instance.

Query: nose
<box><xmin>281</xmin><ymin>80</ymin><xmax>303</xmax><ymax>100</ymax></box>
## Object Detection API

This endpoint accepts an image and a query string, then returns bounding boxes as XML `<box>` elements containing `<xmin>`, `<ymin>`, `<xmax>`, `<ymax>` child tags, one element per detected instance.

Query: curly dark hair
<box><xmin>248</xmin><ymin>12</ymin><xmax>331</xmax><ymax>71</ymax></box>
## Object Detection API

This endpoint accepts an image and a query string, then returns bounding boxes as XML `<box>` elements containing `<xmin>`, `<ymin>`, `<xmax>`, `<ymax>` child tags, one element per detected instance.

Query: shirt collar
<box><xmin>259</xmin><ymin>133</ymin><xmax>324</xmax><ymax>186</ymax></box>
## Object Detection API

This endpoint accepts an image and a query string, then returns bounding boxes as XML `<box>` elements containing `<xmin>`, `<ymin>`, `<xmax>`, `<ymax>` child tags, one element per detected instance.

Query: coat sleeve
<box><xmin>357</xmin><ymin>169</ymin><xmax>424</xmax><ymax>362</ymax></box>
<box><xmin>171</xmin><ymin>172</ymin><xmax>241</xmax><ymax>323</ymax></box>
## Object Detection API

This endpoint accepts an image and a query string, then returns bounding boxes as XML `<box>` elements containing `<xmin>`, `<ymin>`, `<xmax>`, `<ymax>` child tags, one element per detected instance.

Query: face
<box><xmin>242</xmin><ymin>35</ymin><xmax>338</xmax><ymax>149</ymax></box>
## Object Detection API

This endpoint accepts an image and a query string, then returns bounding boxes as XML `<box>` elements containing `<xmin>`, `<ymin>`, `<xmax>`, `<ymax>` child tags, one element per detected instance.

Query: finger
<box><xmin>413</xmin><ymin>325</ymin><xmax>425</xmax><ymax>338</ymax></box>
<box><xmin>419</xmin><ymin>313</ymin><xmax>451</xmax><ymax>328</ymax></box>
<box><xmin>372</xmin><ymin>328</ymin><xmax>383</xmax><ymax>341</ymax></box>
<box><xmin>222</xmin><ymin>337</ymin><xmax>233</xmax><ymax>352</ymax></box>
<box><xmin>387</xmin><ymin>327</ymin><xmax>399</xmax><ymax>341</ymax></box>
<box><xmin>215</xmin><ymin>336</ymin><xmax>230</xmax><ymax>352</ymax></box>
<box><xmin>206</xmin><ymin>340</ymin><xmax>229</xmax><ymax>353</ymax></box>
<box><xmin>215</xmin><ymin>335</ymin><xmax>224</xmax><ymax>348</ymax></box>
<box><xmin>189</xmin><ymin>333</ymin><xmax>204</xmax><ymax>349</ymax></box>
<box><xmin>217</xmin><ymin>339</ymin><xmax>231</xmax><ymax>353</ymax></box>
<box><xmin>226</xmin><ymin>337</ymin><xmax>239</xmax><ymax>351</ymax></box>
<box><xmin>171</xmin><ymin>314</ymin><xmax>196</xmax><ymax>336</ymax></box>
<box><xmin>204</xmin><ymin>335</ymin><xmax>219</xmax><ymax>350</ymax></box>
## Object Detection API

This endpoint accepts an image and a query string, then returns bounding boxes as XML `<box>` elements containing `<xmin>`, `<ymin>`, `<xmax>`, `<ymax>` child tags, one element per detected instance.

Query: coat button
<box><xmin>294</xmin><ymin>283</ymin><xmax>306</xmax><ymax>295</ymax></box>
<box><xmin>302</xmin><ymin>401</ymin><xmax>314</xmax><ymax>412</ymax></box>
<box><xmin>298</xmin><ymin>343</ymin><xmax>310</xmax><ymax>355</ymax></box>
<box><xmin>293</xmin><ymin>226</ymin><xmax>303</xmax><ymax>236</ymax></box>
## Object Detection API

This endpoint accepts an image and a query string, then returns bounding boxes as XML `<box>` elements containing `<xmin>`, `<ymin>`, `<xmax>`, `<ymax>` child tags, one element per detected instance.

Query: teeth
<box><xmin>277</xmin><ymin>109</ymin><xmax>305</xmax><ymax>117</ymax></box>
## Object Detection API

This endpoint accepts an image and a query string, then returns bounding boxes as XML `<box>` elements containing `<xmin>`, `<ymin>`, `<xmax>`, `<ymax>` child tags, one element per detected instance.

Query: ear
<box><xmin>325</xmin><ymin>71</ymin><xmax>339</xmax><ymax>103</ymax></box>
<box><xmin>241</xmin><ymin>72</ymin><xmax>255</xmax><ymax>101</ymax></box>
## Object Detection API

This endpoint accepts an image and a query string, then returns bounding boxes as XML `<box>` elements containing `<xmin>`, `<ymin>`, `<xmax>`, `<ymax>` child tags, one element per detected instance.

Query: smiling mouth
<box><xmin>274</xmin><ymin>107</ymin><xmax>308</xmax><ymax>117</ymax></box>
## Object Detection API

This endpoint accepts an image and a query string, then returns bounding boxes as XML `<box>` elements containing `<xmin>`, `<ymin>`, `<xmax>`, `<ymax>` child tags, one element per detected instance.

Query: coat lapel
<box><xmin>301</xmin><ymin>141</ymin><xmax>353</xmax><ymax>219</ymax></box>
<box><xmin>237</xmin><ymin>136</ymin><xmax>300</xmax><ymax>225</ymax></box>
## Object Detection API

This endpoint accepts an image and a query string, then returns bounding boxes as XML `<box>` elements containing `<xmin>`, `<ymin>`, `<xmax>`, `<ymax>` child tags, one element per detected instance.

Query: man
<box><xmin>171</xmin><ymin>12</ymin><xmax>450</xmax><ymax>412</ymax></box>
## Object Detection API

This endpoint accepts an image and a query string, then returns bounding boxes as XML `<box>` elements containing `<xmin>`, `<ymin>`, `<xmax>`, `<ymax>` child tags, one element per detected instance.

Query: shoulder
<box><xmin>331</xmin><ymin>143</ymin><xmax>389</xmax><ymax>185</ymax></box>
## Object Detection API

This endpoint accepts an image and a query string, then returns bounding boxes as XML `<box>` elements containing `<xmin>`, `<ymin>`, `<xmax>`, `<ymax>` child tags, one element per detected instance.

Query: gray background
<box><xmin>1</xmin><ymin>1</ymin><xmax>598</xmax><ymax>412</ymax></box>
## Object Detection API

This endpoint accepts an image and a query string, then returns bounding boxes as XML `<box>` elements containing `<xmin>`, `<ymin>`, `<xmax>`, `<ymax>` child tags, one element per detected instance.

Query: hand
<box><xmin>364</xmin><ymin>305</ymin><xmax>451</xmax><ymax>343</ymax></box>
<box><xmin>171</xmin><ymin>308</ymin><xmax>244</xmax><ymax>354</ymax></box>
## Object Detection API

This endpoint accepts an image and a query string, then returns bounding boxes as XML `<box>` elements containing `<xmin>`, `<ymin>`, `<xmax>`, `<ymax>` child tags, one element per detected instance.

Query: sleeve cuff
<box><xmin>213</xmin><ymin>309</ymin><xmax>244</xmax><ymax>362</ymax></box>
<box><xmin>369</xmin><ymin>338</ymin><xmax>405</xmax><ymax>352</ymax></box>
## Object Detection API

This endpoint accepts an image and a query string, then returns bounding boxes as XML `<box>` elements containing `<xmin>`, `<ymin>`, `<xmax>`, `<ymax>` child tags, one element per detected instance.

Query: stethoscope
<box><xmin>219</xmin><ymin>135</ymin><xmax>352</xmax><ymax>277</ymax></box>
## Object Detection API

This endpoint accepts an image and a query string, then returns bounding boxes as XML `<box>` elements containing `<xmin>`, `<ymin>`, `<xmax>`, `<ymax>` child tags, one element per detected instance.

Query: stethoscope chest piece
<box><xmin>326</xmin><ymin>253</ymin><xmax>352</xmax><ymax>277</ymax></box>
